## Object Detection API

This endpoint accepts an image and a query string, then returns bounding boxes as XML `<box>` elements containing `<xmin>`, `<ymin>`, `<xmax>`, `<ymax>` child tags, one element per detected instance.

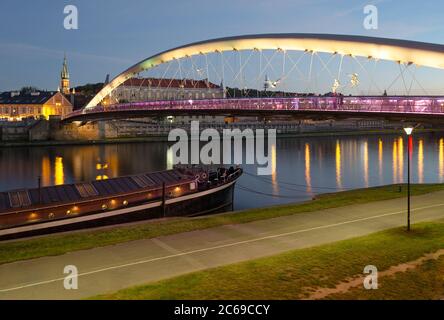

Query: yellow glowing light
<box><xmin>55</xmin><ymin>156</ymin><xmax>65</xmax><ymax>185</ymax></box>
<box><xmin>102</xmin><ymin>204</ymin><xmax>108</xmax><ymax>210</ymax></box>
<box><xmin>393</xmin><ymin>139</ymin><xmax>398</xmax><ymax>183</ymax></box>
<box><xmin>29</xmin><ymin>213</ymin><xmax>38</xmax><ymax>220</ymax></box>
<box><xmin>418</xmin><ymin>139</ymin><xmax>424</xmax><ymax>183</ymax></box>
<box><xmin>48</xmin><ymin>213</ymin><xmax>55</xmax><ymax>219</ymax></box>
<box><xmin>69</xmin><ymin>206</ymin><xmax>79</xmax><ymax>215</ymax></box>
<box><xmin>271</xmin><ymin>143</ymin><xmax>278</xmax><ymax>195</ymax></box>
<box><xmin>42</xmin><ymin>106</ymin><xmax>51</xmax><ymax>119</ymax></box>
<box><xmin>305</xmin><ymin>143</ymin><xmax>312</xmax><ymax>193</ymax></box>
<box><xmin>378</xmin><ymin>139</ymin><xmax>383</xmax><ymax>183</ymax></box>
<box><xmin>41</xmin><ymin>156</ymin><xmax>51</xmax><ymax>187</ymax></box>
<box><xmin>66</xmin><ymin>210</ymin><xmax>71</xmax><ymax>215</ymax></box>
<box><xmin>363</xmin><ymin>141</ymin><xmax>369</xmax><ymax>187</ymax></box>
<box><xmin>109</xmin><ymin>154</ymin><xmax>119</xmax><ymax>177</ymax></box>
<box><xmin>336</xmin><ymin>140</ymin><xmax>342</xmax><ymax>189</ymax></box>
<box><xmin>123</xmin><ymin>200</ymin><xmax>129</xmax><ymax>206</ymax></box>
<box><xmin>439</xmin><ymin>138</ymin><xmax>444</xmax><ymax>181</ymax></box>
<box><xmin>398</xmin><ymin>137</ymin><xmax>404</xmax><ymax>183</ymax></box>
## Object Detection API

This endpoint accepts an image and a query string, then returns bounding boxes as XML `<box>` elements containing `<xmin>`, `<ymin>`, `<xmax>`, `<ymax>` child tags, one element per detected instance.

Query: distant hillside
<box><xmin>74</xmin><ymin>83</ymin><xmax>104</xmax><ymax>96</ymax></box>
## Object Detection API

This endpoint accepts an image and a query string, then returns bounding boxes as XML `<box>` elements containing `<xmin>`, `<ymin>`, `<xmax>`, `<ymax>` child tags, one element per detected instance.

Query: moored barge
<box><xmin>0</xmin><ymin>166</ymin><xmax>242</xmax><ymax>240</ymax></box>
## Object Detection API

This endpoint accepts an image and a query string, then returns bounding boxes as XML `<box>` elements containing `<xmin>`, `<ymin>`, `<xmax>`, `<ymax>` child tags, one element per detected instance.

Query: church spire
<box><xmin>61</xmin><ymin>53</ymin><xmax>69</xmax><ymax>80</ymax></box>
<box><xmin>60</xmin><ymin>54</ymin><xmax>70</xmax><ymax>94</ymax></box>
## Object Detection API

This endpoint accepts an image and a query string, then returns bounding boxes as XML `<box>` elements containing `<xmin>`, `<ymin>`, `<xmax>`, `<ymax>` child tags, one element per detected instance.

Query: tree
<box><xmin>20</xmin><ymin>86</ymin><xmax>40</xmax><ymax>94</ymax></box>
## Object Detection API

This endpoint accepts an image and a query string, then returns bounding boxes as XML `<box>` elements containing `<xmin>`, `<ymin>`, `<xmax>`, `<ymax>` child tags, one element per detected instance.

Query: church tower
<box><xmin>60</xmin><ymin>54</ymin><xmax>70</xmax><ymax>95</ymax></box>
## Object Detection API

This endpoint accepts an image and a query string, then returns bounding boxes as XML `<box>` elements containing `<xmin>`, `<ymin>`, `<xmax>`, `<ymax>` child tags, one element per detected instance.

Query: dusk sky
<box><xmin>1</xmin><ymin>0</ymin><xmax>444</xmax><ymax>92</ymax></box>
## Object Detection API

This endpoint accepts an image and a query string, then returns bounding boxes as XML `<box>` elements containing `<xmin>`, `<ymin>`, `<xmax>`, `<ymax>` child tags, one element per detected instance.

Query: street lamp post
<box><xmin>403</xmin><ymin>127</ymin><xmax>414</xmax><ymax>231</ymax></box>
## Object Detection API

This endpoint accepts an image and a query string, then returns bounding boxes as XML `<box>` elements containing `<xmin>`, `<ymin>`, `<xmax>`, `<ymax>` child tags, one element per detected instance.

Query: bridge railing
<box><xmin>65</xmin><ymin>97</ymin><xmax>444</xmax><ymax>119</ymax></box>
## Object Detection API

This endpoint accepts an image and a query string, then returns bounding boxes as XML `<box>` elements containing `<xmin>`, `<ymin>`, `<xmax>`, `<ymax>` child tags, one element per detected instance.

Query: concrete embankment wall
<box><xmin>48</xmin><ymin>120</ymin><xmax>118</xmax><ymax>141</ymax></box>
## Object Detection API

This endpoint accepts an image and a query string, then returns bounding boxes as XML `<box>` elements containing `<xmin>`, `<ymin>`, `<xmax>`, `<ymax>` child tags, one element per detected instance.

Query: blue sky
<box><xmin>1</xmin><ymin>0</ymin><xmax>444</xmax><ymax>92</ymax></box>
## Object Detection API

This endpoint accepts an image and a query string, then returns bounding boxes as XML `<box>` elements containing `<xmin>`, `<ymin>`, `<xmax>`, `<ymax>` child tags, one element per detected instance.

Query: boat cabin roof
<box><xmin>0</xmin><ymin>169</ymin><xmax>195</xmax><ymax>212</ymax></box>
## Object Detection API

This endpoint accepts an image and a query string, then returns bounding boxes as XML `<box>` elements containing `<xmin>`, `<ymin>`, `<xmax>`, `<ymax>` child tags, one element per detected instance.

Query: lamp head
<box><xmin>403</xmin><ymin>127</ymin><xmax>414</xmax><ymax>135</ymax></box>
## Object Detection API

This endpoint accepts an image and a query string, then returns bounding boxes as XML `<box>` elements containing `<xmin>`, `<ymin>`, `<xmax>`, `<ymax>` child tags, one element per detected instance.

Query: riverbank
<box><xmin>2</xmin><ymin>128</ymin><xmax>444</xmax><ymax>148</ymax></box>
<box><xmin>93</xmin><ymin>220</ymin><xmax>444</xmax><ymax>300</ymax></box>
<box><xmin>1</xmin><ymin>183</ymin><xmax>444</xmax><ymax>265</ymax></box>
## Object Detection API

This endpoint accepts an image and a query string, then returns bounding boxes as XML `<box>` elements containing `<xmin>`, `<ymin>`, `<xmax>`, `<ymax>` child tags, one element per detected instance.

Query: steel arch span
<box><xmin>84</xmin><ymin>33</ymin><xmax>444</xmax><ymax>111</ymax></box>
<box><xmin>65</xmin><ymin>96</ymin><xmax>444</xmax><ymax>124</ymax></box>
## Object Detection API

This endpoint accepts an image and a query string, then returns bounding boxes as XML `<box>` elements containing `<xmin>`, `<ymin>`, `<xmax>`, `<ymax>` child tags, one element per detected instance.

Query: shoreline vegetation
<box><xmin>1</xmin><ymin>183</ymin><xmax>444</xmax><ymax>265</ymax></box>
<box><xmin>93</xmin><ymin>220</ymin><xmax>444</xmax><ymax>300</ymax></box>
<box><xmin>1</xmin><ymin>128</ymin><xmax>444</xmax><ymax>148</ymax></box>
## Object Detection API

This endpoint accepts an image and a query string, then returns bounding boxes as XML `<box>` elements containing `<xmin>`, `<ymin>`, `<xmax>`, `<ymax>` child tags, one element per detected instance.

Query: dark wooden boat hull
<box><xmin>0</xmin><ymin>179</ymin><xmax>237</xmax><ymax>240</ymax></box>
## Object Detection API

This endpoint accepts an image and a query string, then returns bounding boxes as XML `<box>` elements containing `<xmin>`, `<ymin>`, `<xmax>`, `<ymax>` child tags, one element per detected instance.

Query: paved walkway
<box><xmin>1</xmin><ymin>191</ymin><xmax>444</xmax><ymax>299</ymax></box>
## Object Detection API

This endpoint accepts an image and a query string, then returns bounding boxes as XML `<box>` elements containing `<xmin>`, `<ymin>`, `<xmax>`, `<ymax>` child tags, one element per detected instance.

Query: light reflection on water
<box><xmin>1</xmin><ymin>133</ymin><xmax>444</xmax><ymax>210</ymax></box>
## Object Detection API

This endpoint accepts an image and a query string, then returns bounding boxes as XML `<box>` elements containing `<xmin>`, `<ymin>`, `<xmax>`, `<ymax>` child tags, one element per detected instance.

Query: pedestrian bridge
<box><xmin>64</xmin><ymin>96</ymin><xmax>444</xmax><ymax>123</ymax></box>
<box><xmin>65</xmin><ymin>33</ymin><xmax>444</xmax><ymax>123</ymax></box>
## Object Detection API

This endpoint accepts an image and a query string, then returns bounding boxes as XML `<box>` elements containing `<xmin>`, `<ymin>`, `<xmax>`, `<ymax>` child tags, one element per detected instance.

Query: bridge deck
<box><xmin>64</xmin><ymin>96</ymin><xmax>444</xmax><ymax>122</ymax></box>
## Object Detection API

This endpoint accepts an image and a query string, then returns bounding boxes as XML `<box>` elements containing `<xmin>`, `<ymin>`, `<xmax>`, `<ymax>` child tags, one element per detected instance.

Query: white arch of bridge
<box><xmin>85</xmin><ymin>33</ymin><xmax>444</xmax><ymax>111</ymax></box>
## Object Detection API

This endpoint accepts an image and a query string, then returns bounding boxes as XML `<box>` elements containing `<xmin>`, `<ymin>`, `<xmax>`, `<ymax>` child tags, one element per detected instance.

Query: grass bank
<box><xmin>94</xmin><ymin>220</ymin><xmax>444</xmax><ymax>300</ymax></box>
<box><xmin>1</xmin><ymin>183</ymin><xmax>444</xmax><ymax>265</ymax></box>
<box><xmin>327</xmin><ymin>254</ymin><xmax>444</xmax><ymax>300</ymax></box>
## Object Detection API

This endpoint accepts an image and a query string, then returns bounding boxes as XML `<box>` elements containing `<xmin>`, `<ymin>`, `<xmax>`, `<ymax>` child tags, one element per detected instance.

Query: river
<box><xmin>1</xmin><ymin>132</ymin><xmax>443</xmax><ymax>210</ymax></box>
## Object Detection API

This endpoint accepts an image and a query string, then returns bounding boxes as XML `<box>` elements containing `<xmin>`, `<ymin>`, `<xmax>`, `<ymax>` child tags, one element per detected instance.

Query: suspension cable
<box><xmin>352</xmin><ymin>56</ymin><xmax>382</xmax><ymax>94</ymax></box>
<box><xmin>405</xmin><ymin>64</ymin><xmax>429</xmax><ymax>95</ymax></box>
<box><xmin>157</xmin><ymin>61</ymin><xmax>172</xmax><ymax>90</ymax></box>
<box><xmin>399</xmin><ymin>63</ymin><xmax>409</xmax><ymax>95</ymax></box>
<box><xmin>307</xmin><ymin>51</ymin><xmax>314</xmax><ymax>93</ymax></box>
<box><xmin>284</xmin><ymin>51</ymin><xmax>309</xmax><ymax>88</ymax></box>
<box><xmin>315</xmin><ymin>52</ymin><xmax>336</xmax><ymax>80</ymax></box>
<box><xmin>337</xmin><ymin>53</ymin><xmax>344</xmax><ymax>87</ymax></box>
<box><xmin>386</xmin><ymin>61</ymin><xmax>408</xmax><ymax>94</ymax></box>
<box><xmin>204</xmin><ymin>52</ymin><xmax>210</xmax><ymax>87</ymax></box>
<box><xmin>220</xmin><ymin>51</ymin><xmax>225</xmax><ymax>89</ymax></box>
<box><xmin>256</xmin><ymin>50</ymin><xmax>280</xmax><ymax>97</ymax></box>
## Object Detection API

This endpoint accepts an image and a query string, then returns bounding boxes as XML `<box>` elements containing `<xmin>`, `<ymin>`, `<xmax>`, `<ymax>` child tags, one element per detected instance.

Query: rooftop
<box><xmin>0</xmin><ymin>169</ymin><xmax>195</xmax><ymax>212</ymax></box>
<box><xmin>0</xmin><ymin>91</ymin><xmax>57</xmax><ymax>105</ymax></box>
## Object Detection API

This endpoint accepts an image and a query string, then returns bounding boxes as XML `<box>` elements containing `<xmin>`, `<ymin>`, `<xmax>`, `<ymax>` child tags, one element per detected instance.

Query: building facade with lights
<box><xmin>112</xmin><ymin>77</ymin><xmax>224</xmax><ymax>103</ymax></box>
<box><xmin>109</xmin><ymin>78</ymin><xmax>226</xmax><ymax>123</ymax></box>
<box><xmin>0</xmin><ymin>91</ymin><xmax>73</xmax><ymax>121</ymax></box>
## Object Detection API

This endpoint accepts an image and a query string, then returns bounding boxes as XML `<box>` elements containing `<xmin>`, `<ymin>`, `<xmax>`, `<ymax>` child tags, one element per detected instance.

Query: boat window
<box><xmin>8</xmin><ymin>190</ymin><xmax>31</xmax><ymax>208</ymax></box>
<box><xmin>75</xmin><ymin>183</ymin><xmax>99</xmax><ymax>198</ymax></box>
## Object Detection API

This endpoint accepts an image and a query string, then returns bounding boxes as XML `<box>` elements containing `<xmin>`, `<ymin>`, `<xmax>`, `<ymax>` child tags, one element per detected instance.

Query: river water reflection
<box><xmin>1</xmin><ymin>133</ymin><xmax>443</xmax><ymax>210</ymax></box>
